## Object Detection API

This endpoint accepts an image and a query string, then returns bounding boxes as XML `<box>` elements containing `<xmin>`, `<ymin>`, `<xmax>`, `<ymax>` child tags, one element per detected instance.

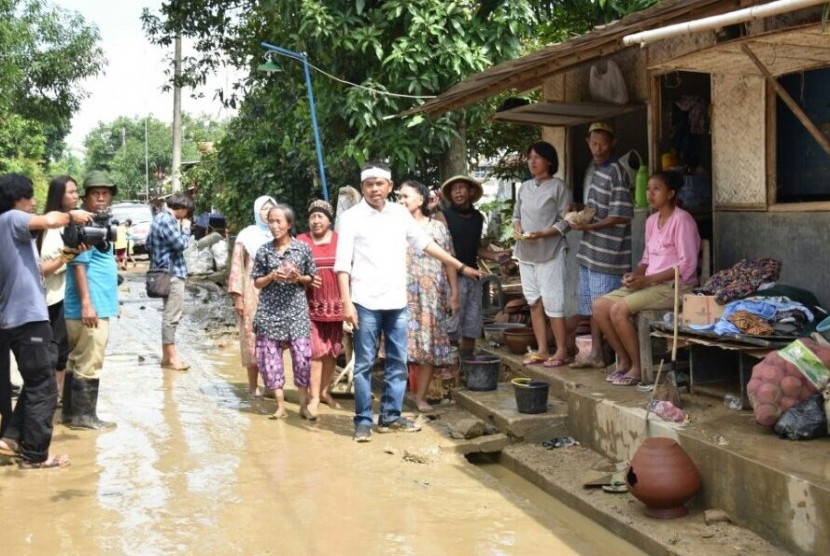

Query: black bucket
<box><xmin>512</xmin><ymin>378</ymin><xmax>549</xmax><ymax>414</ymax></box>
<box><xmin>463</xmin><ymin>356</ymin><xmax>501</xmax><ymax>391</ymax></box>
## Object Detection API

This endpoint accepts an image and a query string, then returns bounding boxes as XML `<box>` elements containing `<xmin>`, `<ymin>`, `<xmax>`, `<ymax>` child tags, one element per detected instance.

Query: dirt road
<box><xmin>1</xmin><ymin>274</ymin><xmax>644</xmax><ymax>555</ymax></box>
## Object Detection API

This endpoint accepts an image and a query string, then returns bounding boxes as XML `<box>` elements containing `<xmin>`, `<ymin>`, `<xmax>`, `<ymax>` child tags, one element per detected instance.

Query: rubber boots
<box><xmin>69</xmin><ymin>378</ymin><xmax>116</xmax><ymax>431</ymax></box>
<box><xmin>61</xmin><ymin>370</ymin><xmax>74</xmax><ymax>424</ymax></box>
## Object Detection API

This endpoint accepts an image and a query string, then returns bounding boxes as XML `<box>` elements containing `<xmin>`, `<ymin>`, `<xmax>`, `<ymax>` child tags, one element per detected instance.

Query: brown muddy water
<box><xmin>1</xmin><ymin>275</ymin><xmax>645</xmax><ymax>555</ymax></box>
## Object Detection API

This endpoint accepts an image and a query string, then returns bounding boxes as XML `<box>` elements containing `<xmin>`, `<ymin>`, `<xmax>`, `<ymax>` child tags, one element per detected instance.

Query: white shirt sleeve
<box><xmin>333</xmin><ymin>211</ymin><xmax>355</xmax><ymax>275</ymax></box>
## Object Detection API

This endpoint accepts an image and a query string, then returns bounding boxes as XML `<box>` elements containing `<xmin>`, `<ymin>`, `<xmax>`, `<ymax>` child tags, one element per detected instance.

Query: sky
<box><xmin>56</xmin><ymin>0</ymin><xmax>239</xmax><ymax>155</ymax></box>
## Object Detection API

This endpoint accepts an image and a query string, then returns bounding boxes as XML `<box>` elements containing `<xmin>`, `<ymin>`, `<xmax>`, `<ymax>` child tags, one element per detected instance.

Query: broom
<box><xmin>654</xmin><ymin>265</ymin><xmax>683</xmax><ymax>409</ymax></box>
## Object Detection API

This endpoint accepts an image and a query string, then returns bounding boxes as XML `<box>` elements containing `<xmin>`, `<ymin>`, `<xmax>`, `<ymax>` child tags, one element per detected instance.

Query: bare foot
<box><xmin>0</xmin><ymin>437</ymin><xmax>20</xmax><ymax>455</ymax></box>
<box><xmin>415</xmin><ymin>399</ymin><xmax>434</xmax><ymax>413</ymax></box>
<box><xmin>321</xmin><ymin>392</ymin><xmax>341</xmax><ymax>409</ymax></box>
<box><xmin>268</xmin><ymin>407</ymin><xmax>288</xmax><ymax>420</ymax></box>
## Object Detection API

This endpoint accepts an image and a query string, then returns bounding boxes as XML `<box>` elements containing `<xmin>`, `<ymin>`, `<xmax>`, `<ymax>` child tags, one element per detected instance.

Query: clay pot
<box><xmin>503</xmin><ymin>327</ymin><xmax>537</xmax><ymax>355</ymax></box>
<box><xmin>626</xmin><ymin>437</ymin><xmax>701</xmax><ymax>519</ymax></box>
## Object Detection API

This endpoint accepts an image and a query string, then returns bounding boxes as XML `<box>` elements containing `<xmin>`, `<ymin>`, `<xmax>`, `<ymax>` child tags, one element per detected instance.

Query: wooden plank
<box><xmin>765</xmin><ymin>79</ymin><xmax>776</xmax><ymax>208</ymax></box>
<box><xmin>741</xmin><ymin>44</ymin><xmax>830</xmax><ymax>160</ymax></box>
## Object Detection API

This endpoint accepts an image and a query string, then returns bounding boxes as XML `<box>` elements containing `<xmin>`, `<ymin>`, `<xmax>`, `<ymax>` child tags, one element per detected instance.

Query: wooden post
<box><xmin>741</xmin><ymin>44</ymin><xmax>830</xmax><ymax>159</ymax></box>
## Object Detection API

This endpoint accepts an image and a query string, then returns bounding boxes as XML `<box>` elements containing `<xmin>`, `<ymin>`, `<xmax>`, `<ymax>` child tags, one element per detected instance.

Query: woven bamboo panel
<box><xmin>711</xmin><ymin>73</ymin><xmax>767</xmax><ymax>208</ymax></box>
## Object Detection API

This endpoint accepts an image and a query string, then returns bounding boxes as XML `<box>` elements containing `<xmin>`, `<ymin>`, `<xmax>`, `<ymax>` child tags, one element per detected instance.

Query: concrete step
<box><xmin>454</xmin><ymin>383</ymin><xmax>569</xmax><ymax>443</ymax></box>
<box><xmin>476</xmin><ymin>344</ymin><xmax>830</xmax><ymax>556</ymax></box>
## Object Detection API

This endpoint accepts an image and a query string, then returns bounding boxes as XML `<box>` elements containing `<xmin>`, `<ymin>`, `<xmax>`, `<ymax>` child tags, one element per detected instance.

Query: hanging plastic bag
<box><xmin>589</xmin><ymin>60</ymin><xmax>629</xmax><ymax>105</ymax></box>
<box><xmin>617</xmin><ymin>150</ymin><xmax>643</xmax><ymax>186</ymax></box>
<box><xmin>773</xmin><ymin>395</ymin><xmax>828</xmax><ymax>440</ymax></box>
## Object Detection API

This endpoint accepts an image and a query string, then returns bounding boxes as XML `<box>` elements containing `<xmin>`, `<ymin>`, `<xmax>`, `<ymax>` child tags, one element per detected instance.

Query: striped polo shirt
<box><xmin>576</xmin><ymin>159</ymin><xmax>633</xmax><ymax>275</ymax></box>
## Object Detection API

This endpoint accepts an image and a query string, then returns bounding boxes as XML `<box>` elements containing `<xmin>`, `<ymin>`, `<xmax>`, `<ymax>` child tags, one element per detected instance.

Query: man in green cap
<box><xmin>62</xmin><ymin>170</ymin><xmax>119</xmax><ymax>431</ymax></box>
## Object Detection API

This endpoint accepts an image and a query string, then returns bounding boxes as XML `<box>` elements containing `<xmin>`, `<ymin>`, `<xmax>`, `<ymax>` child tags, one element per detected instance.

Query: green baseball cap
<box><xmin>82</xmin><ymin>170</ymin><xmax>118</xmax><ymax>197</ymax></box>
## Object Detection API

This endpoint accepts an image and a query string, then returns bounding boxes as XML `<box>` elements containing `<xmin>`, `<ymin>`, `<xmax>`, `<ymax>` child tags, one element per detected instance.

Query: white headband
<box><xmin>360</xmin><ymin>167</ymin><xmax>392</xmax><ymax>182</ymax></box>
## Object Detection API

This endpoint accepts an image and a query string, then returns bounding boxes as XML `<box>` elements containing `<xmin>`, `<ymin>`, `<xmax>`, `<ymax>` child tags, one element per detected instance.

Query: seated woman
<box><xmin>592</xmin><ymin>171</ymin><xmax>700</xmax><ymax>386</ymax></box>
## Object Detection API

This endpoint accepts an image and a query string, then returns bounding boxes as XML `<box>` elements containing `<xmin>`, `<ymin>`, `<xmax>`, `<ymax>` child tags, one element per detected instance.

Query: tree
<box><xmin>0</xmin><ymin>0</ymin><xmax>104</xmax><ymax>167</ymax></box>
<box><xmin>82</xmin><ymin>114</ymin><xmax>226</xmax><ymax>201</ymax></box>
<box><xmin>142</xmin><ymin>0</ymin><xmax>538</xmax><ymax>229</ymax></box>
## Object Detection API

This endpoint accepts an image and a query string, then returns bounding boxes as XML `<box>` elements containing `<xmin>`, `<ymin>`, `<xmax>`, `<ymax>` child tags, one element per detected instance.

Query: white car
<box><xmin>111</xmin><ymin>202</ymin><xmax>154</xmax><ymax>254</ymax></box>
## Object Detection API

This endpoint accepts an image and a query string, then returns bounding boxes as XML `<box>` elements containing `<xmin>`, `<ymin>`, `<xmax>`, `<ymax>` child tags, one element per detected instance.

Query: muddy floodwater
<box><xmin>2</xmin><ymin>275</ymin><xmax>645</xmax><ymax>555</ymax></box>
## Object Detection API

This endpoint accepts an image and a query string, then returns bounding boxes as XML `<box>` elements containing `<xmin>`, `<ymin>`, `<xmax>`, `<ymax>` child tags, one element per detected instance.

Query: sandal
<box><xmin>605</xmin><ymin>370</ymin><xmax>627</xmax><ymax>383</ymax></box>
<box><xmin>19</xmin><ymin>454</ymin><xmax>71</xmax><ymax>469</ymax></box>
<box><xmin>612</xmin><ymin>375</ymin><xmax>641</xmax><ymax>387</ymax></box>
<box><xmin>0</xmin><ymin>437</ymin><xmax>20</xmax><ymax>456</ymax></box>
<box><xmin>543</xmin><ymin>357</ymin><xmax>569</xmax><ymax>368</ymax></box>
<box><xmin>522</xmin><ymin>353</ymin><xmax>547</xmax><ymax>365</ymax></box>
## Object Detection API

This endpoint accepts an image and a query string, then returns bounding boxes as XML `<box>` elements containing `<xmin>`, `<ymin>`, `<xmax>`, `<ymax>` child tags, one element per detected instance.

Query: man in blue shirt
<box><xmin>147</xmin><ymin>192</ymin><xmax>194</xmax><ymax>372</ymax></box>
<box><xmin>64</xmin><ymin>171</ymin><xmax>120</xmax><ymax>431</ymax></box>
<box><xmin>0</xmin><ymin>173</ymin><xmax>92</xmax><ymax>467</ymax></box>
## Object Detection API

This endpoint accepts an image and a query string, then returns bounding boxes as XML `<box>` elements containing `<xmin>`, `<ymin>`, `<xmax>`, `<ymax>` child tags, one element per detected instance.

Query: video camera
<box><xmin>62</xmin><ymin>209</ymin><xmax>117</xmax><ymax>252</ymax></box>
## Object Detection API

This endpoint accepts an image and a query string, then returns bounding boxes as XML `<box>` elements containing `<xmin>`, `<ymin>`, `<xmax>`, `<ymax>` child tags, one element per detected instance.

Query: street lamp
<box><xmin>260</xmin><ymin>42</ymin><xmax>329</xmax><ymax>202</ymax></box>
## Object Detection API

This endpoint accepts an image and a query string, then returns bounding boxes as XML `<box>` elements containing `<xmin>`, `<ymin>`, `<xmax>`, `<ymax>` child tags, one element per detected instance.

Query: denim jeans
<box><xmin>352</xmin><ymin>304</ymin><xmax>408</xmax><ymax>427</ymax></box>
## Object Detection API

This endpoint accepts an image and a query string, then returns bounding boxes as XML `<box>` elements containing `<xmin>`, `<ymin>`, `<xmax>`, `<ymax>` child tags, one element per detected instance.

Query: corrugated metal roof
<box><xmin>408</xmin><ymin>0</ymin><xmax>752</xmax><ymax>116</ymax></box>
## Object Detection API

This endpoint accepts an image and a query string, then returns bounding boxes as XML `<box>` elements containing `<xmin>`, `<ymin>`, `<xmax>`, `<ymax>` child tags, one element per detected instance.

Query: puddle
<box><xmin>469</xmin><ymin>453</ymin><xmax>646</xmax><ymax>556</ymax></box>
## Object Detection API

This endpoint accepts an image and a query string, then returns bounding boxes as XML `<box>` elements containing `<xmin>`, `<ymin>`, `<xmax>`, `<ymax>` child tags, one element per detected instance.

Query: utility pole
<box><xmin>145</xmin><ymin>116</ymin><xmax>150</xmax><ymax>202</ymax></box>
<box><xmin>171</xmin><ymin>35</ymin><xmax>183</xmax><ymax>192</ymax></box>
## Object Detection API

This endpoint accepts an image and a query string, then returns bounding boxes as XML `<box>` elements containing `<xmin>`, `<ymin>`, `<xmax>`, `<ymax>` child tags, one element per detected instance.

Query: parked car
<box><xmin>111</xmin><ymin>202</ymin><xmax>154</xmax><ymax>254</ymax></box>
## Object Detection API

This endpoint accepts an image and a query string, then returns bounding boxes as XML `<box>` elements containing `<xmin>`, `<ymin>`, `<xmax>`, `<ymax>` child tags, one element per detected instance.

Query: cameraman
<box><xmin>63</xmin><ymin>170</ymin><xmax>119</xmax><ymax>431</ymax></box>
<box><xmin>0</xmin><ymin>173</ymin><xmax>92</xmax><ymax>468</ymax></box>
<box><xmin>147</xmin><ymin>192</ymin><xmax>194</xmax><ymax>371</ymax></box>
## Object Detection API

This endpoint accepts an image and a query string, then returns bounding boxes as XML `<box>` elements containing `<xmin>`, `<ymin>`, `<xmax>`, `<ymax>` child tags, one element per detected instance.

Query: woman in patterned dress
<box><xmin>228</xmin><ymin>195</ymin><xmax>277</xmax><ymax>398</ymax></box>
<box><xmin>297</xmin><ymin>200</ymin><xmax>342</xmax><ymax>420</ymax></box>
<box><xmin>397</xmin><ymin>180</ymin><xmax>459</xmax><ymax>412</ymax></box>
<box><xmin>252</xmin><ymin>204</ymin><xmax>318</xmax><ymax>419</ymax></box>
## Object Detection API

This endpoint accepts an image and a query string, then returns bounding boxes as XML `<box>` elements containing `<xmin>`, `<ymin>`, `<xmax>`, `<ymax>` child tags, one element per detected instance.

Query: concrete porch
<box><xmin>442</xmin><ymin>344</ymin><xmax>829</xmax><ymax>555</ymax></box>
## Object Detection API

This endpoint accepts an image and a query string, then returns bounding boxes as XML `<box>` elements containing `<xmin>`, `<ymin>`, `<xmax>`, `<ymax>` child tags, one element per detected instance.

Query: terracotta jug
<box><xmin>625</xmin><ymin>437</ymin><xmax>701</xmax><ymax>519</ymax></box>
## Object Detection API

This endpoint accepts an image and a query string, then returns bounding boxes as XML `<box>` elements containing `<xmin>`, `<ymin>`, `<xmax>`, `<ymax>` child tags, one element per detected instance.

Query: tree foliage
<box><xmin>0</xmin><ymin>0</ymin><xmax>104</xmax><ymax>171</ymax></box>
<box><xmin>82</xmin><ymin>114</ymin><xmax>226</xmax><ymax>201</ymax></box>
<box><xmin>143</xmin><ymin>0</ymin><xmax>537</xmax><ymax>229</ymax></box>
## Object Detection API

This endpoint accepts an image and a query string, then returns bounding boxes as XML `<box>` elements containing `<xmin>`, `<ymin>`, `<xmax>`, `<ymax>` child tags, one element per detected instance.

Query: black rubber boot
<box><xmin>69</xmin><ymin>378</ymin><xmax>116</xmax><ymax>431</ymax></box>
<box><xmin>61</xmin><ymin>371</ymin><xmax>74</xmax><ymax>424</ymax></box>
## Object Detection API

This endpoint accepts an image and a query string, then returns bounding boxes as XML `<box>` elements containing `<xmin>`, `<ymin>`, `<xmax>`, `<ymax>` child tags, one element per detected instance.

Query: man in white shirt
<box><xmin>335</xmin><ymin>161</ymin><xmax>480</xmax><ymax>442</ymax></box>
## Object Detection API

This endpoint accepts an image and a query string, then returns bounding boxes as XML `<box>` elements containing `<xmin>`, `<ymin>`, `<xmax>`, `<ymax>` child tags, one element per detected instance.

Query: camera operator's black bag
<box><xmin>146</xmin><ymin>269</ymin><xmax>171</xmax><ymax>298</ymax></box>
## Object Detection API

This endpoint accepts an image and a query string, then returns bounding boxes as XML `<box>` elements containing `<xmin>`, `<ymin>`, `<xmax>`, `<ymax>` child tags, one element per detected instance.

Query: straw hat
<box><xmin>440</xmin><ymin>175</ymin><xmax>483</xmax><ymax>204</ymax></box>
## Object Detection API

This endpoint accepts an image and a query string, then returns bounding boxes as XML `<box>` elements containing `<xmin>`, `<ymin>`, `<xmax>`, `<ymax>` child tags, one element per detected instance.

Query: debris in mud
<box><xmin>384</xmin><ymin>447</ymin><xmax>398</xmax><ymax>456</ymax></box>
<box><xmin>403</xmin><ymin>450</ymin><xmax>431</xmax><ymax>464</ymax></box>
<box><xmin>704</xmin><ymin>509</ymin><xmax>732</xmax><ymax>525</ymax></box>
<box><xmin>541</xmin><ymin>436</ymin><xmax>580</xmax><ymax>449</ymax></box>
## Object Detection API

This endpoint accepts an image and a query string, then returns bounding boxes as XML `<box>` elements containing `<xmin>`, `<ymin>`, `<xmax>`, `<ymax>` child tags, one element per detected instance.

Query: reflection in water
<box><xmin>1</xmin><ymin>278</ymin><xmax>644</xmax><ymax>555</ymax></box>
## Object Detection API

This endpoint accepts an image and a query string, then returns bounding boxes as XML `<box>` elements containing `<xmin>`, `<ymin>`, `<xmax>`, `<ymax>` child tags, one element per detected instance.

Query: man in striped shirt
<box><xmin>569</xmin><ymin>122</ymin><xmax>633</xmax><ymax>370</ymax></box>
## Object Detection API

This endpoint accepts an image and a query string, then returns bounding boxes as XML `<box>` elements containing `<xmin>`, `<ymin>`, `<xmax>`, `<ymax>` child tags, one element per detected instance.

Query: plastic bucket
<box><xmin>463</xmin><ymin>356</ymin><xmax>501</xmax><ymax>391</ymax></box>
<box><xmin>511</xmin><ymin>377</ymin><xmax>549</xmax><ymax>414</ymax></box>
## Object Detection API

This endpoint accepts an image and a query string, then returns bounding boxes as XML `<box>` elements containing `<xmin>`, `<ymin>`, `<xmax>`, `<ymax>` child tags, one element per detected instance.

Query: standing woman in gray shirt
<box><xmin>512</xmin><ymin>141</ymin><xmax>572</xmax><ymax>367</ymax></box>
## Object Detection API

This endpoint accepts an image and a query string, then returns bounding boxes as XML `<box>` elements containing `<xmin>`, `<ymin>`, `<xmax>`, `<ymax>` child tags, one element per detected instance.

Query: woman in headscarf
<box><xmin>297</xmin><ymin>200</ymin><xmax>342</xmax><ymax>419</ymax></box>
<box><xmin>228</xmin><ymin>195</ymin><xmax>277</xmax><ymax>398</ymax></box>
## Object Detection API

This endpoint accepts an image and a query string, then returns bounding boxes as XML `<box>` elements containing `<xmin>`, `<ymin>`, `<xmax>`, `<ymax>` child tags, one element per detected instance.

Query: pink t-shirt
<box><xmin>639</xmin><ymin>207</ymin><xmax>700</xmax><ymax>285</ymax></box>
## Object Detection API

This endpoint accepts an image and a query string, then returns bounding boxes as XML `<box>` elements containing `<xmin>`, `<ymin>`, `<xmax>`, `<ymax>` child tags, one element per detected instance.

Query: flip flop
<box><xmin>605</xmin><ymin>370</ymin><xmax>627</xmax><ymax>383</ymax></box>
<box><xmin>543</xmin><ymin>357</ymin><xmax>569</xmax><ymax>368</ymax></box>
<box><xmin>612</xmin><ymin>375</ymin><xmax>641</xmax><ymax>386</ymax></box>
<box><xmin>19</xmin><ymin>454</ymin><xmax>71</xmax><ymax>469</ymax></box>
<box><xmin>522</xmin><ymin>354</ymin><xmax>546</xmax><ymax>365</ymax></box>
<box><xmin>161</xmin><ymin>362</ymin><xmax>191</xmax><ymax>371</ymax></box>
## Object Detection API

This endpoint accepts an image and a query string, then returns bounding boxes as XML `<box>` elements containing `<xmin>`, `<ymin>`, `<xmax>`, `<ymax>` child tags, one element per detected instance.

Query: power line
<box><xmin>305</xmin><ymin>60</ymin><xmax>437</xmax><ymax>100</ymax></box>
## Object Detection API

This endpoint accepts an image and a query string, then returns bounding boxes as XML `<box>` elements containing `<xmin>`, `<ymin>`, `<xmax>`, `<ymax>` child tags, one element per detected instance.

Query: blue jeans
<box><xmin>352</xmin><ymin>304</ymin><xmax>408</xmax><ymax>427</ymax></box>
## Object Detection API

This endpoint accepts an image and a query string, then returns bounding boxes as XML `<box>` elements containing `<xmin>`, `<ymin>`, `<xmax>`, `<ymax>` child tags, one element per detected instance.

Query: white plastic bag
<box><xmin>618</xmin><ymin>150</ymin><xmax>643</xmax><ymax>186</ymax></box>
<box><xmin>211</xmin><ymin>239</ymin><xmax>228</xmax><ymax>272</ymax></box>
<box><xmin>589</xmin><ymin>60</ymin><xmax>629</xmax><ymax>104</ymax></box>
